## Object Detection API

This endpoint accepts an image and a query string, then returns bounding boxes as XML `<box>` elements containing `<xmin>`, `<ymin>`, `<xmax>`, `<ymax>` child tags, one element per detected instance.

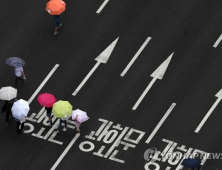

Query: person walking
<box><xmin>1</xmin><ymin>100</ymin><xmax>14</xmax><ymax>126</ymax></box>
<box><xmin>14</xmin><ymin>66</ymin><xmax>26</xmax><ymax>89</ymax></box>
<box><xmin>54</xmin><ymin>15</ymin><xmax>62</xmax><ymax>35</ymax></box>
<box><xmin>73</xmin><ymin>115</ymin><xmax>81</xmax><ymax>133</ymax></box>
<box><xmin>45</xmin><ymin>107</ymin><xmax>53</xmax><ymax>126</ymax></box>
<box><xmin>56</xmin><ymin>117</ymin><xmax>68</xmax><ymax>133</ymax></box>
<box><xmin>14</xmin><ymin>117</ymin><xmax>25</xmax><ymax>133</ymax></box>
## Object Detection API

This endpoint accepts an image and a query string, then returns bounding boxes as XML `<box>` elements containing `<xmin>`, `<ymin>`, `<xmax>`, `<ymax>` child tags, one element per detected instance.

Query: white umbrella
<box><xmin>72</xmin><ymin>109</ymin><xmax>89</xmax><ymax>123</ymax></box>
<box><xmin>11</xmin><ymin>99</ymin><xmax>30</xmax><ymax>120</ymax></box>
<box><xmin>0</xmin><ymin>86</ymin><xmax>17</xmax><ymax>100</ymax></box>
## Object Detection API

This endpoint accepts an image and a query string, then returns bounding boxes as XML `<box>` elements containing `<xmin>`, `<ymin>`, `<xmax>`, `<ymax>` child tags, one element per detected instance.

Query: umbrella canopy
<box><xmin>37</xmin><ymin>93</ymin><xmax>57</xmax><ymax>108</ymax></box>
<box><xmin>5</xmin><ymin>57</ymin><xmax>25</xmax><ymax>67</ymax></box>
<box><xmin>181</xmin><ymin>158</ymin><xmax>201</xmax><ymax>168</ymax></box>
<box><xmin>46</xmin><ymin>0</ymin><xmax>66</xmax><ymax>15</ymax></box>
<box><xmin>72</xmin><ymin>109</ymin><xmax>89</xmax><ymax>123</ymax></box>
<box><xmin>0</xmin><ymin>86</ymin><xmax>17</xmax><ymax>100</ymax></box>
<box><xmin>52</xmin><ymin>100</ymin><xmax>72</xmax><ymax>118</ymax></box>
<box><xmin>11</xmin><ymin>99</ymin><xmax>30</xmax><ymax>120</ymax></box>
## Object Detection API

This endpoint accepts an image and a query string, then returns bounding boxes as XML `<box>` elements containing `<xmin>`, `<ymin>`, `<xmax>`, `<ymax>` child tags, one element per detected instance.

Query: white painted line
<box><xmin>28</xmin><ymin>64</ymin><xmax>59</xmax><ymax>104</ymax></box>
<box><xmin>43</xmin><ymin>119</ymin><xmax>59</xmax><ymax>140</ymax></box>
<box><xmin>132</xmin><ymin>53</ymin><xmax>174</xmax><ymax>110</ymax></box>
<box><xmin>35</xmin><ymin>107</ymin><xmax>45</xmax><ymax>119</ymax></box>
<box><xmin>213</xmin><ymin>34</ymin><xmax>222</xmax><ymax>48</ymax></box>
<box><xmin>145</xmin><ymin>103</ymin><xmax>176</xmax><ymax>144</ymax></box>
<box><xmin>72</xmin><ymin>38</ymin><xmax>119</xmax><ymax>96</ymax></box>
<box><xmin>195</xmin><ymin>89</ymin><xmax>222</xmax><ymax>133</ymax></box>
<box><xmin>120</xmin><ymin>37</ymin><xmax>152</xmax><ymax>77</ymax></box>
<box><xmin>50</xmin><ymin>134</ymin><xmax>80</xmax><ymax>170</ymax></box>
<box><xmin>96</xmin><ymin>0</ymin><xmax>109</xmax><ymax>14</ymax></box>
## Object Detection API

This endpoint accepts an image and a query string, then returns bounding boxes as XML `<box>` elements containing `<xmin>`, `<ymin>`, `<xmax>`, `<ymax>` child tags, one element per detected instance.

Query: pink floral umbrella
<box><xmin>37</xmin><ymin>93</ymin><xmax>57</xmax><ymax>108</ymax></box>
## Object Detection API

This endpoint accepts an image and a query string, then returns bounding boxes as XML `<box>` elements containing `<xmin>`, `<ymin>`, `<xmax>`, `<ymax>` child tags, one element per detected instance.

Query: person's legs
<box><xmin>16</xmin><ymin>121</ymin><xmax>20</xmax><ymax>132</ymax></box>
<box><xmin>64</xmin><ymin>120</ymin><xmax>67</xmax><ymax>129</ymax></box>
<box><xmin>15</xmin><ymin>76</ymin><xmax>25</xmax><ymax>88</ymax></box>
<box><xmin>20</xmin><ymin>122</ymin><xmax>24</xmax><ymax>132</ymax></box>
<box><xmin>6</xmin><ymin>112</ymin><xmax>10</xmax><ymax>125</ymax></box>
<box><xmin>56</xmin><ymin>119</ymin><xmax>62</xmax><ymax>131</ymax></box>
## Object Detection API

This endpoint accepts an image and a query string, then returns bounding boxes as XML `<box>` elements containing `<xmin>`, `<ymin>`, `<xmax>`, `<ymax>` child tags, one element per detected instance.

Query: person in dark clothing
<box><xmin>53</xmin><ymin>15</ymin><xmax>62</xmax><ymax>35</ymax></box>
<box><xmin>45</xmin><ymin>107</ymin><xmax>53</xmax><ymax>126</ymax></box>
<box><xmin>1</xmin><ymin>100</ymin><xmax>14</xmax><ymax>126</ymax></box>
<box><xmin>14</xmin><ymin>118</ymin><xmax>25</xmax><ymax>133</ymax></box>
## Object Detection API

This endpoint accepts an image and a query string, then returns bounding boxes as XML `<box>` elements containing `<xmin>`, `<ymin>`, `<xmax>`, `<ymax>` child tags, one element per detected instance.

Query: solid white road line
<box><xmin>72</xmin><ymin>38</ymin><xmax>119</xmax><ymax>96</ymax></box>
<box><xmin>213</xmin><ymin>34</ymin><xmax>222</xmax><ymax>48</ymax></box>
<box><xmin>145</xmin><ymin>103</ymin><xmax>176</xmax><ymax>144</ymax></box>
<box><xmin>28</xmin><ymin>64</ymin><xmax>59</xmax><ymax>104</ymax></box>
<box><xmin>120</xmin><ymin>37</ymin><xmax>152</xmax><ymax>77</ymax></box>
<box><xmin>195</xmin><ymin>89</ymin><xmax>222</xmax><ymax>133</ymax></box>
<box><xmin>96</xmin><ymin>0</ymin><xmax>109</xmax><ymax>14</ymax></box>
<box><xmin>132</xmin><ymin>53</ymin><xmax>174</xmax><ymax>110</ymax></box>
<box><xmin>50</xmin><ymin>134</ymin><xmax>80</xmax><ymax>170</ymax></box>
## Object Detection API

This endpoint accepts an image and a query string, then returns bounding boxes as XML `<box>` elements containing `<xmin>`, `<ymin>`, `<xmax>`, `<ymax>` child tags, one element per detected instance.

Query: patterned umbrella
<box><xmin>46</xmin><ymin>0</ymin><xmax>66</xmax><ymax>15</ymax></box>
<box><xmin>0</xmin><ymin>86</ymin><xmax>17</xmax><ymax>100</ymax></box>
<box><xmin>5</xmin><ymin>57</ymin><xmax>25</xmax><ymax>67</ymax></box>
<box><xmin>37</xmin><ymin>93</ymin><xmax>57</xmax><ymax>108</ymax></box>
<box><xmin>52</xmin><ymin>100</ymin><xmax>72</xmax><ymax>118</ymax></box>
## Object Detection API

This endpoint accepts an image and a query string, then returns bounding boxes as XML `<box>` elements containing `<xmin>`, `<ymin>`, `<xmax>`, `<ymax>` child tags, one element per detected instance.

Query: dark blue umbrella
<box><xmin>181</xmin><ymin>158</ymin><xmax>201</xmax><ymax>168</ymax></box>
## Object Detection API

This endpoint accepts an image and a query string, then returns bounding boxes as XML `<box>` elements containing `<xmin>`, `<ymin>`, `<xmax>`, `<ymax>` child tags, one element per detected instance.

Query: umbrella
<box><xmin>0</xmin><ymin>86</ymin><xmax>17</xmax><ymax>100</ymax></box>
<box><xmin>181</xmin><ymin>158</ymin><xmax>201</xmax><ymax>168</ymax></box>
<box><xmin>52</xmin><ymin>100</ymin><xmax>72</xmax><ymax>118</ymax></box>
<box><xmin>5</xmin><ymin>57</ymin><xmax>25</xmax><ymax>67</ymax></box>
<box><xmin>72</xmin><ymin>109</ymin><xmax>89</xmax><ymax>123</ymax></box>
<box><xmin>11</xmin><ymin>99</ymin><xmax>30</xmax><ymax>120</ymax></box>
<box><xmin>37</xmin><ymin>93</ymin><xmax>57</xmax><ymax>108</ymax></box>
<box><xmin>46</xmin><ymin>0</ymin><xmax>66</xmax><ymax>15</ymax></box>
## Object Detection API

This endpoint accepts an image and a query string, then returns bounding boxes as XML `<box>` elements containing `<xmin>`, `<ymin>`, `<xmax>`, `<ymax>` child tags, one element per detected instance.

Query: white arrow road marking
<box><xmin>120</xmin><ymin>37</ymin><xmax>152</xmax><ymax>77</ymax></box>
<box><xmin>195</xmin><ymin>89</ymin><xmax>222</xmax><ymax>133</ymax></box>
<box><xmin>28</xmin><ymin>64</ymin><xmax>59</xmax><ymax>104</ymax></box>
<box><xmin>72</xmin><ymin>37</ymin><xmax>119</xmax><ymax>96</ymax></box>
<box><xmin>145</xmin><ymin>103</ymin><xmax>176</xmax><ymax>144</ymax></box>
<box><xmin>132</xmin><ymin>53</ymin><xmax>174</xmax><ymax>110</ymax></box>
<box><xmin>96</xmin><ymin>0</ymin><xmax>109</xmax><ymax>14</ymax></box>
<box><xmin>50</xmin><ymin>134</ymin><xmax>80</xmax><ymax>170</ymax></box>
<box><xmin>213</xmin><ymin>34</ymin><xmax>222</xmax><ymax>48</ymax></box>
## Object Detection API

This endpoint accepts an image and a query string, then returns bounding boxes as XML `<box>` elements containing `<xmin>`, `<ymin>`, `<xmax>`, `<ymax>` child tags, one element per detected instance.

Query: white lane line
<box><xmin>72</xmin><ymin>38</ymin><xmax>119</xmax><ymax>96</ymax></box>
<box><xmin>132</xmin><ymin>53</ymin><xmax>174</xmax><ymax>110</ymax></box>
<box><xmin>96</xmin><ymin>0</ymin><xmax>109</xmax><ymax>14</ymax></box>
<box><xmin>213</xmin><ymin>34</ymin><xmax>222</xmax><ymax>48</ymax></box>
<box><xmin>28</xmin><ymin>64</ymin><xmax>59</xmax><ymax>104</ymax></box>
<box><xmin>145</xmin><ymin>103</ymin><xmax>176</xmax><ymax>144</ymax></box>
<box><xmin>195</xmin><ymin>89</ymin><xmax>222</xmax><ymax>133</ymax></box>
<box><xmin>120</xmin><ymin>37</ymin><xmax>152</xmax><ymax>77</ymax></box>
<box><xmin>50</xmin><ymin>134</ymin><xmax>80</xmax><ymax>170</ymax></box>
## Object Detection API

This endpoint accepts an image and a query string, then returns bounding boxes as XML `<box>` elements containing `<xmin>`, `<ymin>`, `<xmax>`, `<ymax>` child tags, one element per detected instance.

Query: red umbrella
<box><xmin>37</xmin><ymin>93</ymin><xmax>57</xmax><ymax>108</ymax></box>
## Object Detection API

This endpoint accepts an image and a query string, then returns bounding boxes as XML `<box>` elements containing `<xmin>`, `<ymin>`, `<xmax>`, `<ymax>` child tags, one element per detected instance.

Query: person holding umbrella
<box><xmin>5</xmin><ymin>57</ymin><xmax>26</xmax><ymax>89</ymax></box>
<box><xmin>0</xmin><ymin>86</ymin><xmax>18</xmax><ymax>126</ymax></box>
<box><xmin>37</xmin><ymin>93</ymin><xmax>57</xmax><ymax>126</ymax></box>
<box><xmin>11</xmin><ymin>99</ymin><xmax>30</xmax><ymax>133</ymax></box>
<box><xmin>181</xmin><ymin>158</ymin><xmax>202</xmax><ymax>170</ymax></box>
<box><xmin>72</xmin><ymin>109</ymin><xmax>89</xmax><ymax>134</ymax></box>
<box><xmin>52</xmin><ymin>100</ymin><xmax>72</xmax><ymax>133</ymax></box>
<box><xmin>46</xmin><ymin>0</ymin><xmax>66</xmax><ymax>35</ymax></box>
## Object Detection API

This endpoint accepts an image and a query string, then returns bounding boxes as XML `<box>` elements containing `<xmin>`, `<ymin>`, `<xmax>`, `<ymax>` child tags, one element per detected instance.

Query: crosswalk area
<box><xmin>0</xmin><ymin>0</ymin><xmax>222</xmax><ymax>169</ymax></box>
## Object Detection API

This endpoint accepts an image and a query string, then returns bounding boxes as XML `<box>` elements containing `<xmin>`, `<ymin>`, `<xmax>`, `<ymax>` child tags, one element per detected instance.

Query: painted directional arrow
<box><xmin>72</xmin><ymin>37</ymin><xmax>119</xmax><ymax>96</ymax></box>
<box><xmin>195</xmin><ymin>89</ymin><xmax>222</xmax><ymax>133</ymax></box>
<box><xmin>132</xmin><ymin>52</ymin><xmax>174</xmax><ymax>110</ymax></box>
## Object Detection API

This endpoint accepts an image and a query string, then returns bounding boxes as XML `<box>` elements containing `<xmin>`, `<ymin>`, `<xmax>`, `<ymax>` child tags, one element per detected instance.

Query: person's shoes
<box><xmin>23</xmin><ymin>78</ymin><xmax>26</xmax><ymax>83</ymax></box>
<box><xmin>6</xmin><ymin>123</ymin><xmax>9</xmax><ymax>126</ymax></box>
<box><xmin>54</xmin><ymin>31</ymin><xmax>58</xmax><ymax>35</ymax></box>
<box><xmin>58</xmin><ymin>23</ymin><xmax>62</xmax><ymax>28</ymax></box>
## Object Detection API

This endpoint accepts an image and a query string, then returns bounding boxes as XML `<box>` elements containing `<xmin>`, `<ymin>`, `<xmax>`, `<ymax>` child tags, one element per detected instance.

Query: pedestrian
<box><xmin>1</xmin><ymin>100</ymin><xmax>14</xmax><ymax>126</ymax></box>
<box><xmin>14</xmin><ymin>66</ymin><xmax>26</xmax><ymax>89</ymax></box>
<box><xmin>14</xmin><ymin>117</ymin><xmax>25</xmax><ymax>133</ymax></box>
<box><xmin>73</xmin><ymin>115</ymin><xmax>81</xmax><ymax>133</ymax></box>
<box><xmin>56</xmin><ymin>117</ymin><xmax>68</xmax><ymax>133</ymax></box>
<box><xmin>45</xmin><ymin>106</ymin><xmax>53</xmax><ymax>126</ymax></box>
<box><xmin>53</xmin><ymin>15</ymin><xmax>62</xmax><ymax>35</ymax></box>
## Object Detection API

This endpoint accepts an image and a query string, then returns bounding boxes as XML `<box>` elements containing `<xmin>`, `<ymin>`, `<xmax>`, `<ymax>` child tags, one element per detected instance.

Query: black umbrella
<box><xmin>181</xmin><ymin>158</ymin><xmax>201</xmax><ymax>168</ymax></box>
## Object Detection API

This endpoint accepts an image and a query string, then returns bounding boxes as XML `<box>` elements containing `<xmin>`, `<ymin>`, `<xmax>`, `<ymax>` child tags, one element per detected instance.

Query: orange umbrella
<box><xmin>46</xmin><ymin>0</ymin><xmax>66</xmax><ymax>15</ymax></box>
